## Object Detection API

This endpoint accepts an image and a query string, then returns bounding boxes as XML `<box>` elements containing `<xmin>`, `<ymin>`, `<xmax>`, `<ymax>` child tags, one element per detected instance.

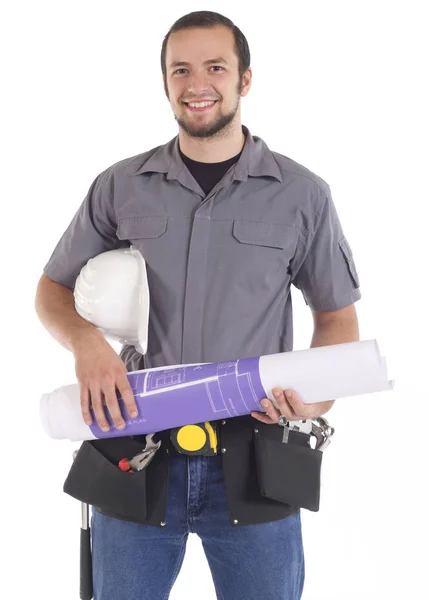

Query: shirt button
<box><xmin>221</xmin><ymin>448</ymin><xmax>227</xmax><ymax>453</ymax></box>
<box><xmin>160</xmin><ymin>521</ymin><xmax>166</xmax><ymax>527</ymax></box>
<box><xmin>233</xmin><ymin>519</ymin><xmax>239</xmax><ymax>525</ymax></box>
<box><xmin>222</xmin><ymin>420</ymin><xmax>226</xmax><ymax>425</ymax></box>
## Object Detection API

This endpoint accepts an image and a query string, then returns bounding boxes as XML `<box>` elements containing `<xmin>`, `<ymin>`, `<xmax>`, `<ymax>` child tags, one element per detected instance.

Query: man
<box><xmin>35</xmin><ymin>10</ymin><xmax>361</xmax><ymax>600</ymax></box>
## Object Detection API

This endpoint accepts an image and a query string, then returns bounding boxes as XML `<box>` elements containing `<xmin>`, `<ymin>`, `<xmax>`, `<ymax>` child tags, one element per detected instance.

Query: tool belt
<box><xmin>63</xmin><ymin>417</ymin><xmax>333</xmax><ymax>523</ymax></box>
<box><xmin>168</xmin><ymin>416</ymin><xmax>334</xmax><ymax>456</ymax></box>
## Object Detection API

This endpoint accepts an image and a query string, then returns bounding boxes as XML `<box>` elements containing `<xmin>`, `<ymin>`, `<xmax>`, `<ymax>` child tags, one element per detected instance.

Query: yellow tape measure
<box><xmin>170</xmin><ymin>421</ymin><xmax>218</xmax><ymax>456</ymax></box>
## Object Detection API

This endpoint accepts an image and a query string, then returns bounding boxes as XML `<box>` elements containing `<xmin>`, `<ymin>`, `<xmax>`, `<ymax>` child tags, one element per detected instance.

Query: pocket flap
<box><xmin>233</xmin><ymin>220</ymin><xmax>293</xmax><ymax>249</ymax></box>
<box><xmin>117</xmin><ymin>216</ymin><xmax>167</xmax><ymax>240</ymax></box>
<box><xmin>339</xmin><ymin>236</ymin><xmax>353</xmax><ymax>260</ymax></box>
<box><xmin>339</xmin><ymin>236</ymin><xmax>360</xmax><ymax>288</ymax></box>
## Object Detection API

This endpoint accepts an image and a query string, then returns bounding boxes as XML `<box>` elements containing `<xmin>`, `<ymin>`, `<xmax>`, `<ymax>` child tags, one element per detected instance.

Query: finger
<box><xmin>90</xmin><ymin>385</ymin><xmax>111</xmax><ymax>432</ymax></box>
<box><xmin>117</xmin><ymin>376</ymin><xmax>138</xmax><ymax>418</ymax></box>
<box><xmin>283</xmin><ymin>389</ymin><xmax>311</xmax><ymax>420</ymax></box>
<box><xmin>272</xmin><ymin>389</ymin><xmax>296</xmax><ymax>420</ymax></box>
<box><xmin>103</xmin><ymin>384</ymin><xmax>126</xmax><ymax>430</ymax></box>
<box><xmin>80</xmin><ymin>385</ymin><xmax>93</xmax><ymax>426</ymax></box>
<box><xmin>251</xmin><ymin>410</ymin><xmax>278</xmax><ymax>425</ymax></box>
<box><xmin>260</xmin><ymin>398</ymin><xmax>281</xmax><ymax>423</ymax></box>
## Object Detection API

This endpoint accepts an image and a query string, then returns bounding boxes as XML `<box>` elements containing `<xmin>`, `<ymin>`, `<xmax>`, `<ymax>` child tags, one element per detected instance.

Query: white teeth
<box><xmin>188</xmin><ymin>101</ymin><xmax>215</xmax><ymax>108</ymax></box>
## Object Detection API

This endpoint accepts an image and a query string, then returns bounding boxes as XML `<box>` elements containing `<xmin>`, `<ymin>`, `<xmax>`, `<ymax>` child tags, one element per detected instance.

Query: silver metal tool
<box><xmin>277</xmin><ymin>416</ymin><xmax>335</xmax><ymax>452</ymax></box>
<box><xmin>278</xmin><ymin>415</ymin><xmax>290</xmax><ymax>443</ymax></box>
<box><xmin>311</xmin><ymin>417</ymin><xmax>335</xmax><ymax>451</ymax></box>
<box><xmin>127</xmin><ymin>433</ymin><xmax>162</xmax><ymax>472</ymax></box>
<box><xmin>288</xmin><ymin>419</ymin><xmax>313</xmax><ymax>435</ymax></box>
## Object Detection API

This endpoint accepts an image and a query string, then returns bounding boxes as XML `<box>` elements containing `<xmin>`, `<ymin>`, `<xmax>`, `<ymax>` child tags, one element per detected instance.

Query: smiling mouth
<box><xmin>184</xmin><ymin>101</ymin><xmax>218</xmax><ymax>112</ymax></box>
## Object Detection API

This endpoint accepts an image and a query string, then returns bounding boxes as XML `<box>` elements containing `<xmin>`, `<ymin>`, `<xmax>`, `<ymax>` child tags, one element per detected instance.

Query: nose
<box><xmin>187</xmin><ymin>70</ymin><xmax>210</xmax><ymax>95</ymax></box>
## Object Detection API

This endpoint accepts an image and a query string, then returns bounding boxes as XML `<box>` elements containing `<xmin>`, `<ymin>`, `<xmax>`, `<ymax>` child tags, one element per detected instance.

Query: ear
<box><xmin>163</xmin><ymin>77</ymin><xmax>169</xmax><ymax>100</ymax></box>
<box><xmin>240</xmin><ymin>67</ymin><xmax>252</xmax><ymax>97</ymax></box>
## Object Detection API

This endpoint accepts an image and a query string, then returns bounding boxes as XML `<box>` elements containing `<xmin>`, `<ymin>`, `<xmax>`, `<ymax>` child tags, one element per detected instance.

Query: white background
<box><xmin>2</xmin><ymin>1</ymin><xmax>428</xmax><ymax>598</ymax></box>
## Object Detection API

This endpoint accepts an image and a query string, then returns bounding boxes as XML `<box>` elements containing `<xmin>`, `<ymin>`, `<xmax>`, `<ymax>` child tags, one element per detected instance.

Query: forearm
<box><xmin>34</xmin><ymin>273</ymin><xmax>105</xmax><ymax>354</ymax></box>
<box><xmin>310</xmin><ymin>317</ymin><xmax>360</xmax><ymax>349</ymax></box>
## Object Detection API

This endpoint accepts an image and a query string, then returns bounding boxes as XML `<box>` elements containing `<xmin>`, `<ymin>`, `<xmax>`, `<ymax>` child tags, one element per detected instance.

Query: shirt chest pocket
<box><xmin>222</xmin><ymin>220</ymin><xmax>298</xmax><ymax>291</ymax></box>
<box><xmin>232</xmin><ymin>220</ymin><xmax>296</xmax><ymax>267</ymax></box>
<box><xmin>116</xmin><ymin>217</ymin><xmax>168</xmax><ymax>261</ymax></box>
<box><xmin>117</xmin><ymin>216</ymin><xmax>168</xmax><ymax>241</ymax></box>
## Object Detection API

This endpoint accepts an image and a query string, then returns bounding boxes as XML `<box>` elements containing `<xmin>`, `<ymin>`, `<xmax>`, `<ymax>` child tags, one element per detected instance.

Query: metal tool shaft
<box><xmin>73</xmin><ymin>449</ymin><xmax>93</xmax><ymax>599</ymax></box>
<box><xmin>81</xmin><ymin>502</ymin><xmax>89</xmax><ymax>530</ymax></box>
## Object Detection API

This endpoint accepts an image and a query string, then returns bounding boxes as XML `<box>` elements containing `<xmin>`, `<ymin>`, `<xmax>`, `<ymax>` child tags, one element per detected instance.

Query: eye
<box><xmin>174</xmin><ymin>69</ymin><xmax>187</xmax><ymax>75</ymax></box>
<box><xmin>210</xmin><ymin>66</ymin><xmax>223</xmax><ymax>72</ymax></box>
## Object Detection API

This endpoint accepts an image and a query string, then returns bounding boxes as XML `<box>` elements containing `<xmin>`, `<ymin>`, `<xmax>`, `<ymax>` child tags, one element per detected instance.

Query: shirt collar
<box><xmin>132</xmin><ymin>125</ymin><xmax>282</xmax><ymax>184</ymax></box>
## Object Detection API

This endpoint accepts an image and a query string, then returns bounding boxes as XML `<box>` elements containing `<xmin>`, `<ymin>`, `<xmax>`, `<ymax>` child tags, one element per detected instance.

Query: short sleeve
<box><xmin>291</xmin><ymin>187</ymin><xmax>362</xmax><ymax>311</ymax></box>
<box><xmin>43</xmin><ymin>168</ymin><xmax>126</xmax><ymax>289</ymax></box>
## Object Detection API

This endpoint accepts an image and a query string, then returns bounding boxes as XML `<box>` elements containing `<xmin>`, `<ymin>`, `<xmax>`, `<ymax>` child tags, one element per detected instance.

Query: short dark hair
<box><xmin>161</xmin><ymin>11</ymin><xmax>251</xmax><ymax>80</ymax></box>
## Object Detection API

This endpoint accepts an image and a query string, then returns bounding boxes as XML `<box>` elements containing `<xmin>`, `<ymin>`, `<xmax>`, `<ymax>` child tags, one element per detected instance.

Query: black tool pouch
<box><xmin>63</xmin><ymin>436</ymin><xmax>148</xmax><ymax>521</ymax></box>
<box><xmin>253</xmin><ymin>424</ymin><xmax>323</xmax><ymax>512</ymax></box>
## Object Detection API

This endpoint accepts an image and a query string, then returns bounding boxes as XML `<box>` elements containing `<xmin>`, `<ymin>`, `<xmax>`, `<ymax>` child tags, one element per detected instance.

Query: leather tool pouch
<box><xmin>253</xmin><ymin>424</ymin><xmax>323</xmax><ymax>511</ymax></box>
<box><xmin>63</xmin><ymin>436</ymin><xmax>148</xmax><ymax>521</ymax></box>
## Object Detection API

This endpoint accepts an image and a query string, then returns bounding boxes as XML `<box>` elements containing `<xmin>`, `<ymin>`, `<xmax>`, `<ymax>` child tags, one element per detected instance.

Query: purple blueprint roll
<box><xmin>40</xmin><ymin>357</ymin><xmax>266</xmax><ymax>441</ymax></box>
<box><xmin>40</xmin><ymin>341</ymin><xmax>393</xmax><ymax>442</ymax></box>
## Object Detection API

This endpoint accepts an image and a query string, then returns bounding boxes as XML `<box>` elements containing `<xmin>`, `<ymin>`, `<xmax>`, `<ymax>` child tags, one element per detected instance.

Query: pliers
<box><xmin>118</xmin><ymin>433</ymin><xmax>162</xmax><ymax>472</ymax></box>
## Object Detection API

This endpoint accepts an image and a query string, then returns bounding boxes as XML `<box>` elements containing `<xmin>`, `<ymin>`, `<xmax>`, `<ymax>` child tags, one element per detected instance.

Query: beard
<box><xmin>174</xmin><ymin>96</ymin><xmax>240</xmax><ymax>139</ymax></box>
<box><xmin>173</xmin><ymin>79</ymin><xmax>243</xmax><ymax>139</ymax></box>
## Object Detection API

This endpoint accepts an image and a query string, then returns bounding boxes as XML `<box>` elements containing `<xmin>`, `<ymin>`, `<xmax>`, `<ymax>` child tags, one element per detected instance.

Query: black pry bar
<box><xmin>73</xmin><ymin>450</ymin><xmax>93</xmax><ymax>599</ymax></box>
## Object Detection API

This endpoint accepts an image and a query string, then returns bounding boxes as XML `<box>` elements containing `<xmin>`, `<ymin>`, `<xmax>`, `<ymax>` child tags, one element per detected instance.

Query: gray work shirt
<box><xmin>44</xmin><ymin>124</ymin><xmax>361</xmax><ymax>373</ymax></box>
<box><xmin>45</xmin><ymin>124</ymin><xmax>362</xmax><ymax>528</ymax></box>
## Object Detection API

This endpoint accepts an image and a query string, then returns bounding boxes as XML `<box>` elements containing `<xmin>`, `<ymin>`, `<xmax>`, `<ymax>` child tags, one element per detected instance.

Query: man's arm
<box><xmin>35</xmin><ymin>273</ymin><xmax>105</xmax><ymax>352</ymax></box>
<box><xmin>310</xmin><ymin>303</ymin><xmax>359</xmax><ymax>348</ymax></box>
<box><xmin>251</xmin><ymin>303</ymin><xmax>359</xmax><ymax>423</ymax></box>
<box><xmin>35</xmin><ymin>273</ymin><xmax>138</xmax><ymax>431</ymax></box>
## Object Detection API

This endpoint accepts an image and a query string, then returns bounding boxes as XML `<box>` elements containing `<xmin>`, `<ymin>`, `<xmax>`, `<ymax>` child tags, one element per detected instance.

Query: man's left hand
<box><xmin>251</xmin><ymin>388</ymin><xmax>335</xmax><ymax>425</ymax></box>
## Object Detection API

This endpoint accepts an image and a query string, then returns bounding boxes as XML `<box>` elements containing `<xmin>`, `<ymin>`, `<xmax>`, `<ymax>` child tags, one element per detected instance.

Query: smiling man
<box><xmin>164</xmin><ymin>25</ymin><xmax>248</xmax><ymax>156</ymax></box>
<box><xmin>35</xmin><ymin>10</ymin><xmax>361</xmax><ymax>600</ymax></box>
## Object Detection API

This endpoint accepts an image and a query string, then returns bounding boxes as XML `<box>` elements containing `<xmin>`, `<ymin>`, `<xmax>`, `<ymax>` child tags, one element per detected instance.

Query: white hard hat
<box><xmin>74</xmin><ymin>246</ymin><xmax>149</xmax><ymax>354</ymax></box>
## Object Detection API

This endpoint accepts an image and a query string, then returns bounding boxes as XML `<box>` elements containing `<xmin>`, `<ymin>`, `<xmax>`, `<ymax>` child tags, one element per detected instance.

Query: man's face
<box><xmin>164</xmin><ymin>26</ymin><xmax>250</xmax><ymax>139</ymax></box>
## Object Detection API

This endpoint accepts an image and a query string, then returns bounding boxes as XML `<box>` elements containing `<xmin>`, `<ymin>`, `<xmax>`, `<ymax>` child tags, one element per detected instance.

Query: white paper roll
<box><xmin>260</xmin><ymin>339</ymin><xmax>394</xmax><ymax>408</ymax></box>
<box><xmin>40</xmin><ymin>384</ymin><xmax>96</xmax><ymax>441</ymax></box>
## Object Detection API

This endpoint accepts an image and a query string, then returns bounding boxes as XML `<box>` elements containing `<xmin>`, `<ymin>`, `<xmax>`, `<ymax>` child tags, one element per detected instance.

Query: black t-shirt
<box><xmin>179</xmin><ymin>146</ymin><xmax>242</xmax><ymax>196</ymax></box>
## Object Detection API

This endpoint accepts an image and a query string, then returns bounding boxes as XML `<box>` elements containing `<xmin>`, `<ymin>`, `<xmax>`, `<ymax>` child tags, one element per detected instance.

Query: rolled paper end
<box><xmin>40</xmin><ymin>392</ymin><xmax>59</xmax><ymax>439</ymax></box>
<box><xmin>40</xmin><ymin>385</ymin><xmax>96</xmax><ymax>441</ymax></box>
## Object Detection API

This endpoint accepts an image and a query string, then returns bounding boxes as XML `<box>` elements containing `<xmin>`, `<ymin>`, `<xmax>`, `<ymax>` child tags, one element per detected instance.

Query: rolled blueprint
<box><xmin>40</xmin><ymin>339</ymin><xmax>393</xmax><ymax>441</ymax></box>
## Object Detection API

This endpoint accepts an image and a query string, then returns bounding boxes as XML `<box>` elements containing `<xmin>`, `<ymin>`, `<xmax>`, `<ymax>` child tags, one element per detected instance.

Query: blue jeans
<box><xmin>91</xmin><ymin>453</ymin><xmax>305</xmax><ymax>599</ymax></box>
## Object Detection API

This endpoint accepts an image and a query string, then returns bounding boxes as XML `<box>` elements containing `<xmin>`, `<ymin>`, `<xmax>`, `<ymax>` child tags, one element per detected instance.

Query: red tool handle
<box><xmin>118</xmin><ymin>458</ymin><xmax>132</xmax><ymax>472</ymax></box>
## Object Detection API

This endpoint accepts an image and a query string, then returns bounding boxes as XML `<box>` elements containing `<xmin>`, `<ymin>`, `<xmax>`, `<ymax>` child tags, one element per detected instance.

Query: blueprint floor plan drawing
<box><xmin>121</xmin><ymin>356</ymin><xmax>266</xmax><ymax>437</ymax></box>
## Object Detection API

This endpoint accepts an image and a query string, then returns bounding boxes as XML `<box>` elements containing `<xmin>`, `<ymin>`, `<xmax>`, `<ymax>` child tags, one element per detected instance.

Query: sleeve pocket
<box><xmin>253</xmin><ymin>429</ymin><xmax>322</xmax><ymax>511</ymax></box>
<box><xmin>339</xmin><ymin>236</ymin><xmax>360</xmax><ymax>288</ymax></box>
<box><xmin>63</xmin><ymin>438</ymin><xmax>148</xmax><ymax>521</ymax></box>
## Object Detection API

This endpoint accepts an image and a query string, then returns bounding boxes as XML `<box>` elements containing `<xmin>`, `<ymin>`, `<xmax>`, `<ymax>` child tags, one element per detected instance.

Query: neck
<box><xmin>178</xmin><ymin>122</ymin><xmax>245</xmax><ymax>163</ymax></box>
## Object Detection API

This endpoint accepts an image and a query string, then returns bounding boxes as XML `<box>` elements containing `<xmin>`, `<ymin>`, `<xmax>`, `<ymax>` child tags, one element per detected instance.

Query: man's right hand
<box><xmin>73</xmin><ymin>336</ymin><xmax>138</xmax><ymax>432</ymax></box>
